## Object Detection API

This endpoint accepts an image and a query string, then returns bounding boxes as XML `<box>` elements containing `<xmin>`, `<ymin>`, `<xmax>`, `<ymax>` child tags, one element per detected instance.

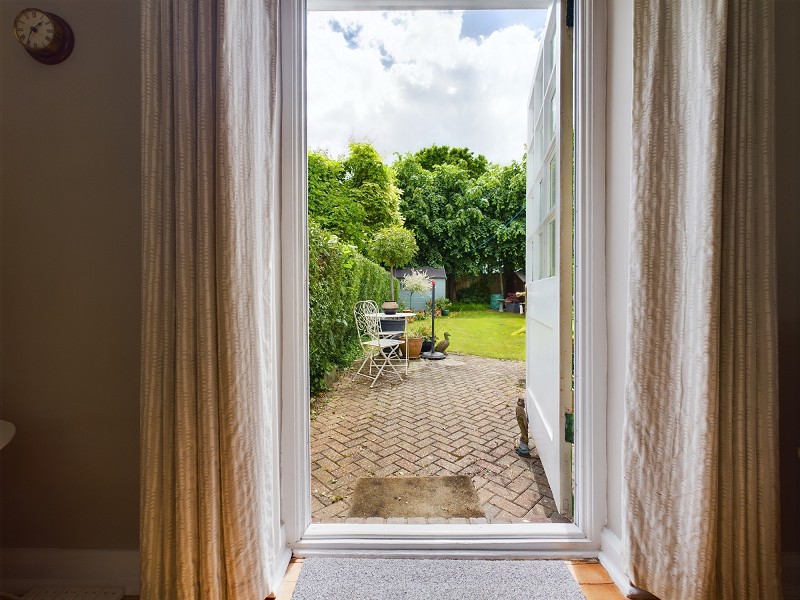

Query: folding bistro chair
<box><xmin>353</xmin><ymin>300</ymin><xmax>404</xmax><ymax>387</ymax></box>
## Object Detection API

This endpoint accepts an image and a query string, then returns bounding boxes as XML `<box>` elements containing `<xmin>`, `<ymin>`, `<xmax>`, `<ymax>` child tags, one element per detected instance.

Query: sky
<box><xmin>307</xmin><ymin>10</ymin><xmax>546</xmax><ymax>166</ymax></box>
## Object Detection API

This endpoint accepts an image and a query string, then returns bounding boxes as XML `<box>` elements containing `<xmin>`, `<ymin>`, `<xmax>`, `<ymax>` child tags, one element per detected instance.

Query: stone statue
<box><xmin>515</xmin><ymin>396</ymin><xmax>531</xmax><ymax>457</ymax></box>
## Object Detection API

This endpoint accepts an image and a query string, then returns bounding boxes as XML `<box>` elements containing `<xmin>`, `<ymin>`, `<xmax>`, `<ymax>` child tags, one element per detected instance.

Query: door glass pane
<box><xmin>538</xmin><ymin>231</ymin><xmax>545</xmax><ymax>279</ymax></box>
<box><xmin>549</xmin><ymin>158</ymin><xmax>556</xmax><ymax>210</ymax></box>
<box><xmin>548</xmin><ymin>219</ymin><xmax>556</xmax><ymax>277</ymax></box>
<box><xmin>539</xmin><ymin>177</ymin><xmax>546</xmax><ymax>222</ymax></box>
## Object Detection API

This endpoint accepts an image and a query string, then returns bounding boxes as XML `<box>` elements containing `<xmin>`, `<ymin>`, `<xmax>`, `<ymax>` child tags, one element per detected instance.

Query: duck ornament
<box><xmin>434</xmin><ymin>332</ymin><xmax>451</xmax><ymax>354</ymax></box>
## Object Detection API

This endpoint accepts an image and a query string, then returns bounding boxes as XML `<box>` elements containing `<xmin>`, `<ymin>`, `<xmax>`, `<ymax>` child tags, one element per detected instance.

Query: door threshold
<box><xmin>292</xmin><ymin>522</ymin><xmax>599</xmax><ymax>556</ymax></box>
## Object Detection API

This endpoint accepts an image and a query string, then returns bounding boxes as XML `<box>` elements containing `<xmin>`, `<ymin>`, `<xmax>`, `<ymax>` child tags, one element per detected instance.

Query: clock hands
<box><xmin>14</xmin><ymin>9</ymin><xmax>73</xmax><ymax>64</ymax></box>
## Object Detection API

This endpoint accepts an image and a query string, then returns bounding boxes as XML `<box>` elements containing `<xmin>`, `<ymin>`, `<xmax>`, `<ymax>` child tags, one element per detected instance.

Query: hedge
<box><xmin>308</xmin><ymin>222</ymin><xmax>397</xmax><ymax>394</ymax></box>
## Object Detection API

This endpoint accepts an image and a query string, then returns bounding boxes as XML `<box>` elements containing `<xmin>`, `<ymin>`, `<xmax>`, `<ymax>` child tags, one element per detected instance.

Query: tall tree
<box><xmin>308</xmin><ymin>142</ymin><xmax>403</xmax><ymax>253</ymax></box>
<box><xmin>410</xmin><ymin>145</ymin><xmax>489</xmax><ymax>179</ymax></box>
<box><xmin>342</xmin><ymin>142</ymin><xmax>403</xmax><ymax>231</ymax></box>
<box><xmin>393</xmin><ymin>146</ymin><xmax>526</xmax><ymax>299</ymax></box>
<box><xmin>475</xmin><ymin>159</ymin><xmax>527</xmax><ymax>281</ymax></box>
<box><xmin>308</xmin><ymin>151</ymin><xmax>368</xmax><ymax>249</ymax></box>
<box><xmin>394</xmin><ymin>152</ymin><xmax>491</xmax><ymax>276</ymax></box>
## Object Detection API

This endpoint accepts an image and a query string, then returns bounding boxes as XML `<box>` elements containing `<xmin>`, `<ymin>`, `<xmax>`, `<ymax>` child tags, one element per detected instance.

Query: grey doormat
<box><xmin>291</xmin><ymin>557</ymin><xmax>586</xmax><ymax>600</ymax></box>
<box><xmin>347</xmin><ymin>475</ymin><xmax>485</xmax><ymax>519</ymax></box>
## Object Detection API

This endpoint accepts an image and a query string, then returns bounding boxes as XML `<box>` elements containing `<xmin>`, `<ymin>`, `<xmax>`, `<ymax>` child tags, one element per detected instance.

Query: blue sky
<box><xmin>307</xmin><ymin>10</ymin><xmax>545</xmax><ymax>165</ymax></box>
<box><xmin>460</xmin><ymin>10</ymin><xmax>545</xmax><ymax>40</ymax></box>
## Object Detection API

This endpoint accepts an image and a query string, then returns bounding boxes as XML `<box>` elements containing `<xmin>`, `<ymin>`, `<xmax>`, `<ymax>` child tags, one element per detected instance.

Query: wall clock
<box><xmin>12</xmin><ymin>7</ymin><xmax>74</xmax><ymax>65</ymax></box>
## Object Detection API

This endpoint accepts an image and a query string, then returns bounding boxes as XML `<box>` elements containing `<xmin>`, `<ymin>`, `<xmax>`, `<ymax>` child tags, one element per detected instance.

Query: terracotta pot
<box><xmin>400</xmin><ymin>336</ymin><xmax>423</xmax><ymax>359</ymax></box>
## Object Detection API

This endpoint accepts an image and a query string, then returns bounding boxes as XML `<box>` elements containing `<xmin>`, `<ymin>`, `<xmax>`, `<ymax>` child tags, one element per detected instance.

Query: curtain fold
<box><xmin>624</xmin><ymin>1</ymin><xmax>780</xmax><ymax>599</ymax></box>
<box><xmin>140</xmin><ymin>0</ymin><xmax>280</xmax><ymax>598</ymax></box>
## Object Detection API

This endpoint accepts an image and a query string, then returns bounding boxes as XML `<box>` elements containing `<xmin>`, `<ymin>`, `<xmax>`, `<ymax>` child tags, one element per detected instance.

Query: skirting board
<box><xmin>785</xmin><ymin>552</ymin><xmax>800</xmax><ymax>600</ymax></box>
<box><xmin>0</xmin><ymin>548</ymin><xmax>139</xmax><ymax>596</ymax></box>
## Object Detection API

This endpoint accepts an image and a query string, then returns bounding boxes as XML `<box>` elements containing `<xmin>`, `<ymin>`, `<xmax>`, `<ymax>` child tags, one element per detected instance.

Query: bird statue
<box><xmin>434</xmin><ymin>332</ymin><xmax>451</xmax><ymax>354</ymax></box>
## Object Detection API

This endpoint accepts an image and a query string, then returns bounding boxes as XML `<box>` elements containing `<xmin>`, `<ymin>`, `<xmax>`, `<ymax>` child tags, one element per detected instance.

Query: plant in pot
<box><xmin>505</xmin><ymin>292</ymin><xmax>520</xmax><ymax>314</ymax></box>
<box><xmin>404</xmin><ymin>319</ymin><xmax>435</xmax><ymax>354</ymax></box>
<box><xmin>369</xmin><ymin>225</ymin><xmax>418</xmax><ymax>314</ymax></box>
<box><xmin>435</xmin><ymin>297</ymin><xmax>452</xmax><ymax>316</ymax></box>
<box><xmin>411</xmin><ymin>319</ymin><xmax>435</xmax><ymax>357</ymax></box>
<box><xmin>399</xmin><ymin>319</ymin><xmax>429</xmax><ymax>360</ymax></box>
<box><xmin>402</xmin><ymin>268</ymin><xmax>431</xmax><ymax>312</ymax></box>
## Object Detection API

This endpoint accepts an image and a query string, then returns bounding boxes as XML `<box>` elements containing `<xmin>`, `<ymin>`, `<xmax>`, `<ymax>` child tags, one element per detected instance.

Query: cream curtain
<box><xmin>140</xmin><ymin>0</ymin><xmax>281</xmax><ymax>598</ymax></box>
<box><xmin>624</xmin><ymin>1</ymin><xmax>780</xmax><ymax>599</ymax></box>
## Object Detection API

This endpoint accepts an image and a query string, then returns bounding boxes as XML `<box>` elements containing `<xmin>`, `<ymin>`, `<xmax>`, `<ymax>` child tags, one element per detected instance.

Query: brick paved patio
<box><xmin>310</xmin><ymin>353</ymin><xmax>572</xmax><ymax>524</ymax></box>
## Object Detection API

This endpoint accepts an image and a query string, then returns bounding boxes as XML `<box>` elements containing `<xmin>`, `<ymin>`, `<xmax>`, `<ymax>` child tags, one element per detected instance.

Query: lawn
<box><xmin>430</xmin><ymin>310</ymin><xmax>525</xmax><ymax>361</ymax></box>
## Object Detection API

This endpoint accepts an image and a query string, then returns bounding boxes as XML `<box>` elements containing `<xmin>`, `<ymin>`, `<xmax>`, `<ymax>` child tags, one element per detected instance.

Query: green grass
<box><xmin>431</xmin><ymin>310</ymin><xmax>525</xmax><ymax>361</ymax></box>
<box><xmin>448</xmin><ymin>301</ymin><xmax>490</xmax><ymax>312</ymax></box>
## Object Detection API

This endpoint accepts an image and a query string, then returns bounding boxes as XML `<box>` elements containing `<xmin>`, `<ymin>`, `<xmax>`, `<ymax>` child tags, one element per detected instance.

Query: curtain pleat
<box><xmin>140</xmin><ymin>0</ymin><xmax>279</xmax><ymax>598</ymax></box>
<box><xmin>625</xmin><ymin>1</ymin><xmax>780</xmax><ymax>599</ymax></box>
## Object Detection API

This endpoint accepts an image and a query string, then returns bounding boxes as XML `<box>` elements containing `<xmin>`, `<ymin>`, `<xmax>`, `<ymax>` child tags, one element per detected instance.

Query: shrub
<box><xmin>309</xmin><ymin>221</ymin><xmax>396</xmax><ymax>394</ymax></box>
<box><xmin>435</xmin><ymin>297</ymin><xmax>452</xmax><ymax>310</ymax></box>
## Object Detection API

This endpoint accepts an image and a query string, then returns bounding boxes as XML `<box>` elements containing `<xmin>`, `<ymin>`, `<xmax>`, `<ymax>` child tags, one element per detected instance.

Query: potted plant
<box><xmin>505</xmin><ymin>292</ymin><xmax>520</xmax><ymax>314</ymax></box>
<box><xmin>406</xmin><ymin>319</ymin><xmax>435</xmax><ymax>354</ymax></box>
<box><xmin>402</xmin><ymin>268</ymin><xmax>431</xmax><ymax>312</ymax></box>
<box><xmin>399</xmin><ymin>319</ymin><xmax>428</xmax><ymax>360</ymax></box>
<box><xmin>435</xmin><ymin>297</ymin><xmax>452</xmax><ymax>316</ymax></box>
<box><xmin>369</xmin><ymin>225</ymin><xmax>418</xmax><ymax>314</ymax></box>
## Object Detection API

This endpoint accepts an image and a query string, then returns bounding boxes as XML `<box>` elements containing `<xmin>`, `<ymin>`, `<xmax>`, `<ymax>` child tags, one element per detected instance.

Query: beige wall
<box><xmin>0</xmin><ymin>0</ymin><xmax>793</xmax><ymax>575</ymax></box>
<box><xmin>0</xmin><ymin>0</ymin><xmax>140</xmax><ymax>550</ymax></box>
<box><xmin>776</xmin><ymin>0</ymin><xmax>800</xmax><ymax>555</ymax></box>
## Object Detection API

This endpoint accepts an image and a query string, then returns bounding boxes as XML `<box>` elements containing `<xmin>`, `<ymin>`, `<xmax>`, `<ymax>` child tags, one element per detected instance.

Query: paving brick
<box><xmin>310</xmin><ymin>354</ymin><xmax>570</xmax><ymax>526</ymax></box>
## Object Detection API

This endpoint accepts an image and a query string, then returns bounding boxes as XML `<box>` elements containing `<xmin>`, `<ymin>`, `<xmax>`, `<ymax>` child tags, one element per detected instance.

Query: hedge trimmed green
<box><xmin>309</xmin><ymin>221</ymin><xmax>397</xmax><ymax>394</ymax></box>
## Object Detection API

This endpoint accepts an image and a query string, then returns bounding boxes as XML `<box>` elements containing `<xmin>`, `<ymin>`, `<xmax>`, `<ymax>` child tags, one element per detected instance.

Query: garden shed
<box><xmin>395</xmin><ymin>266</ymin><xmax>447</xmax><ymax>311</ymax></box>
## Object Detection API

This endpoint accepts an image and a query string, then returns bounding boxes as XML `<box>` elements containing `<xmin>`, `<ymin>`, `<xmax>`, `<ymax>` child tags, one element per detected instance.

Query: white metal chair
<box><xmin>353</xmin><ymin>300</ymin><xmax>404</xmax><ymax>387</ymax></box>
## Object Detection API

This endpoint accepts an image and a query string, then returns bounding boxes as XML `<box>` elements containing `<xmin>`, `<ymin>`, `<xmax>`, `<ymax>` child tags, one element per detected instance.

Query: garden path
<box><xmin>310</xmin><ymin>353</ymin><xmax>571</xmax><ymax>524</ymax></box>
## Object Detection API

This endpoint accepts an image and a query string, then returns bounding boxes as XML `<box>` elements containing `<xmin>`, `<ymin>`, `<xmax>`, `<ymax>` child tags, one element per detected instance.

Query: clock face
<box><xmin>13</xmin><ymin>8</ymin><xmax>55</xmax><ymax>51</ymax></box>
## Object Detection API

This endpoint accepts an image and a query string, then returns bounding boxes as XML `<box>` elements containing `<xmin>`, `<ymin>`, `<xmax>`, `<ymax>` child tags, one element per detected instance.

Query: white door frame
<box><xmin>278</xmin><ymin>0</ymin><xmax>607</xmax><ymax>555</ymax></box>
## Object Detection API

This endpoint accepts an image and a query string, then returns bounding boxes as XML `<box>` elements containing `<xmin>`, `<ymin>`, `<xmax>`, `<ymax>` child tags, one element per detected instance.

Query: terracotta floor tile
<box><xmin>579</xmin><ymin>583</ymin><xmax>627</xmax><ymax>600</ymax></box>
<box><xmin>568</xmin><ymin>561</ymin><xmax>615</xmax><ymax>584</ymax></box>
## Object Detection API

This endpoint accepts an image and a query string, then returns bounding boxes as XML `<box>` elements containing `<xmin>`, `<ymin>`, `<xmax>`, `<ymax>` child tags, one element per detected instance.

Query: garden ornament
<box><xmin>515</xmin><ymin>396</ymin><xmax>531</xmax><ymax>457</ymax></box>
<box><xmin>434</xmin><ymin>332</ymin><xmax>451</xmax><ymax>354</ymax></box>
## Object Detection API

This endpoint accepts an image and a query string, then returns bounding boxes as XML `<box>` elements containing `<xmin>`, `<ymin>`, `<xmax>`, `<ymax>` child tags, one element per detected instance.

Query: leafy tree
<box><xmin>308</xmin><ymin>151</ymin><xmax>368</xmax><ymax>249</ymax></box>
<box><xmin>394</xmin><ymin>154</ymin><xmax>491</xmax><ymax>278</ymax></box>
<box><xmin>369</xmin><ymin>225</ymin><xmax>418</xmax><ymax>301</ymax></box>
<box><xmin>409</xmin><ymin>145</ymin><xmax>489</xmax><ymax>180</ymax></box>
<box><xmin>393</xmin><ymin>147</ymin><xmax>526</xmax><ymax>299</ymax></box>
<box><xmin>307</xmin><ymin>142</ymin><xmax>403</xmax><ymax>254</ymax></box>
<box><xmin>342</xmin><ymin>142</ymin><xmax>403</xmax><ymax>231</ymax></box>
<box><xmin>473</xmin><ymin>158</ymin><xmax>527</xmax><ymax>282</ymax></box>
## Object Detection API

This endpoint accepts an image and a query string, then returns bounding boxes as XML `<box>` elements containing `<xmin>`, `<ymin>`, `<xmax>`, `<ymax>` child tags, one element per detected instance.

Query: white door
<box><xmin>525</xmin><ymin>0</ymin><xmax>573</xmax><ymax>516</ymax></box>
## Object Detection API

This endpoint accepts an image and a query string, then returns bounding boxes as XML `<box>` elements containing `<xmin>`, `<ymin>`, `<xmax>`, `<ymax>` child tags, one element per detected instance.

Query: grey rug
<box><xmin>291</xmin><ymin>557</ymin><xmax>586</xmax><ymax>600</ymax></box>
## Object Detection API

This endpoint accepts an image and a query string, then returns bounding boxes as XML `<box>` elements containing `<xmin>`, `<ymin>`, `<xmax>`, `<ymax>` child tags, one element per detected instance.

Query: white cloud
<box><xmin>308</xmin><ymin>11</ymin><xmax>543</xmax><ymax>166</ymax></box>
